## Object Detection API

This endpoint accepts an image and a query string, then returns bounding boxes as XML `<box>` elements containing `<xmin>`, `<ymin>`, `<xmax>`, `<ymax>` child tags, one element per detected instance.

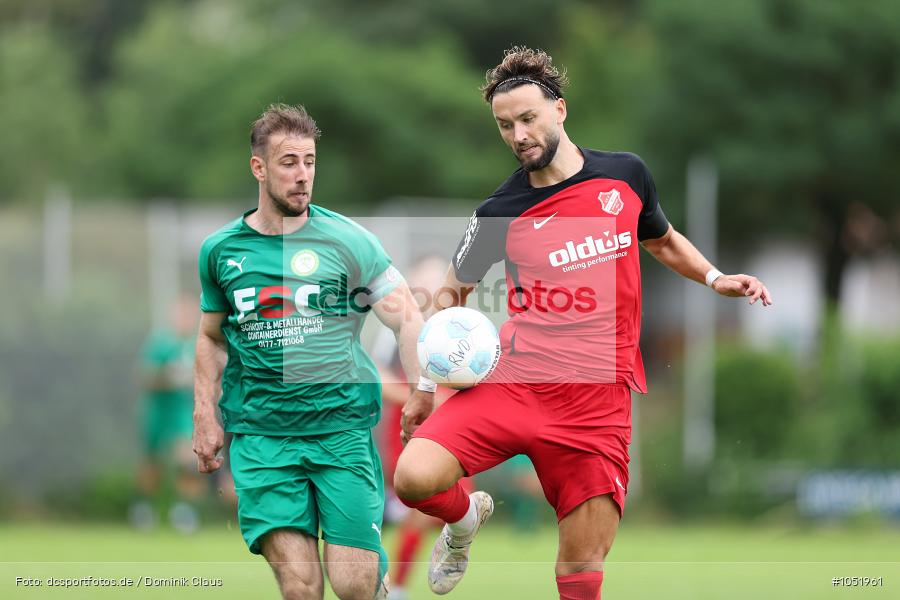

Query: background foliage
<box><xmin>1</xmin><ymin>0</ymin><xmax>898</xmax><ymax>519</ymax></box>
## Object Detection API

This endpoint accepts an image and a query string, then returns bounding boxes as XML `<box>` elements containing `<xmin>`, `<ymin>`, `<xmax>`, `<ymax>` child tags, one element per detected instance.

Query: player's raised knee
<box><xmin>393</xmin><ymin>450</ymin><xmax>457</xmax><ymax>503</ymax></box>
<box><xmin>393</xmin><ymin>455</ymin><xmax>436</xmax><ymax>502</ymax></box>
<box><xmin>394</xmin><ymin>438</ymin><xmax>466</xmax><ymax>502</ymax></box>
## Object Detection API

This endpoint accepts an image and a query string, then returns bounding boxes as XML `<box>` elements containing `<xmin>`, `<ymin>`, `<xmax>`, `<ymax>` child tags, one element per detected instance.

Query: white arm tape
<box><xmin>705</xmin><ymin>268</ymin><xmax>724</xmax><ymax>287</ymax></box>
<box><xmin>416</xmin><ymin>376</ymin><xmax>437</xmax><ymax>393</ymax></box>
<box><xmin>364</xmin><ymin>265</ymin><xmax>405</xmax><ymax>305</ymax></box>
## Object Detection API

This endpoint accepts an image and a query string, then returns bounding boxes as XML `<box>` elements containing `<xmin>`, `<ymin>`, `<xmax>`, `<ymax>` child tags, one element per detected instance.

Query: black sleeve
<box><xmin>635</xmin><ymin>158</ymin><xmax>670</xmax><ymax>241</ymax></box>
<box><xmin>452</xmin><ymin>202</ymin><xmax>506</xmax><ymax>284</ymax></box>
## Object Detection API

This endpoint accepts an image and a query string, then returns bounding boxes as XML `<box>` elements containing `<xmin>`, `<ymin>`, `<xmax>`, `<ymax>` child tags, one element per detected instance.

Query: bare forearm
<box><xmin>642</xmin><ymin>226</ymin><xmax>773</xmax><ymax>306</ymax></box>
<box><xmin>644</xmin><ymin>228</ymin><xmax>713</xmax><ymax>285</ymax></box>
<box><xmin>193</xmin><ymin>334</ymin><xmax>227</xmax><ymax>417</ymax></box>
<box><xmin>396</xmin><ymin>312</ymin><xmax>424</xmax><ymax>386</ymax></box>
<box><xmin>372</xmin><ymin>283</ymin><xmax>430</xmax><ymax>385</ymax></box>
<box><xmin>433</xmin><ymin>265</ymin><xmax>475</xmax><ymax>312</ymax></box>
<box><xmin>191</xmin><ymin>312</ymin><xmax>227</xmax><ymax>473</ymax></box>
<box><xmin>434</xmin><ymin>287</ymin><xmax>473</xmax><ymax>311</ymax></box>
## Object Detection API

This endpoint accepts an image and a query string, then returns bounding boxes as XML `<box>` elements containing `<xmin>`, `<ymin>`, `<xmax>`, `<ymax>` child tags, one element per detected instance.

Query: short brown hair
<box><xmin>250</xmin><ymin>103</ymin><xmax>321</xmax><ymax>157</ymax></box>
<box><xmin>481</xmin><ymin>46</ymin><xmax>568</xmax><ymax>103</ymax></box>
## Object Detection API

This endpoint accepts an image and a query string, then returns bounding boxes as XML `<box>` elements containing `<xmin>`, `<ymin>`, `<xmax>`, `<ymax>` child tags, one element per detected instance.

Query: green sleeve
<box><xmin>198</xmin><ymin>237</ymin><xmax>229</xmax><ymax>313</ymax></box>
<box><xmin>350</xmin><ymin>227</ymin><xmax>392</xmax><ymax>289</ymax></box>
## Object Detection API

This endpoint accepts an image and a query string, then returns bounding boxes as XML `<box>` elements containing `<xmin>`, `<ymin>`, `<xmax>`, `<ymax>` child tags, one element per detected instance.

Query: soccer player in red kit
<box><xmin>393</xmin><ymin>47</ymin><xmax>773</xmax><ymax>599</ymax></box>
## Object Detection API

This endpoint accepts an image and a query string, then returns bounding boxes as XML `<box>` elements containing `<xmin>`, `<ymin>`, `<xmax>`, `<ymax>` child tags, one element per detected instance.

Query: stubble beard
<box><xmin>519</xmin><ymin>130</ymin><xmax>561</xmax><ymax>173</ymax></box>
<box><xmin>267</xmin><ymin>181</ymin><xmax>309</xmax><ymax>218</ymax></box>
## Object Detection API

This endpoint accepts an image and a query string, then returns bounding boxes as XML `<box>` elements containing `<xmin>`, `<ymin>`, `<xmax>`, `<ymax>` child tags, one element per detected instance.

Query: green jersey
<box><xmin>198</xmin><ymin>206</ymin><xmax>395</xmax><ymax>436</ymax></box>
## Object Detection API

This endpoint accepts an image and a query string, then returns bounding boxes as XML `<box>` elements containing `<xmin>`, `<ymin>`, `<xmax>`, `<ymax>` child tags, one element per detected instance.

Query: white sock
<box><xmin>447</xmin><ymin>496</ymin><xmax>478</xmax><ymax>538</ymax></box>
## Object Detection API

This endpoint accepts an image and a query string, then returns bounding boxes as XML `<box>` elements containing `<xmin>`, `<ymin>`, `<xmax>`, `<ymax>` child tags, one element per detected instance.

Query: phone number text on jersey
<box><xmin>256</xmin><ymin>336</ymin><xmax>304</xmax><ymax>348</ymax></box>
<box><xmin>242</xmin><ymin>325</ymin><xmax>318</xmax><ymax>347</ymax></box>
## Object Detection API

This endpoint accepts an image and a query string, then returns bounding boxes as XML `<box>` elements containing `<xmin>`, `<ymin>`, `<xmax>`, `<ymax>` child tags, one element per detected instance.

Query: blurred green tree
<box><xmin>100</xmin><ymin>0</ymin><xmax>511</xmax><ymax>207</ymax></box>
<box><xmin>714</xmin><ymin>345</ymin><xmax>800</xmax><ymax>460</ymax></box>
<box><xmin>0</xmin><ymin>0</ymin><xmax>186</xmax><ymax>82</ymax></box>
<box><xmin>0</xmin><ymin>23</ymin><xmax>92</xmax><ymax>201</ymax></box>
<box><xmin>642</xmin><ymin>0</ymin><xmax>900</xmax><ymax>310</ymax></box>
<box><xmin>557</xmin><ymin>4</ymin><xmax>659</xmax><ymax>179</ymax></box>
<box><xmin>281</xmin><ymin>0</ymin><xmax>585</xmax><ymax>68</ymax></box>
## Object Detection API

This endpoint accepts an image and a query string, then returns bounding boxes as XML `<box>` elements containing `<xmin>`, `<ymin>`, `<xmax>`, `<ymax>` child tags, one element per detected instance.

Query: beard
<box><xmin>267</xmin><ymin>181</ymin><xmax>310</xmax><ymax>217</ymax></box>
<box><xmin>518</xmin><ymin>130</ymin><xmax>560</xmax><ymax>172</ymax></box>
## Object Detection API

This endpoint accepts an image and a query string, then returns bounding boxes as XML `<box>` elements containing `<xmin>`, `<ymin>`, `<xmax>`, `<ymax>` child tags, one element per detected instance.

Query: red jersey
<box><xmin>452</xmin><ymin>150</ymin><xmax>670</xmax><ymax>392</ymax></box>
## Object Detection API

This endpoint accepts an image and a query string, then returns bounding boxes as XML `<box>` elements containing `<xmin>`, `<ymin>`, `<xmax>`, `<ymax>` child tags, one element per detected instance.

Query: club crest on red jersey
<box><xmin>598</xmin><ymin>189</ymin><xmax>624</xmax><ymax>216</ymax></box>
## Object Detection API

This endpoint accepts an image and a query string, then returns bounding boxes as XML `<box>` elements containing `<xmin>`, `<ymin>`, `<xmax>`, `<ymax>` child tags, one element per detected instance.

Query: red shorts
<box><xmin>383</xmin><ymin>394</ymin><xmax>475</xmax><ymax>496</ymax></box>
<box><xmin>413</xmin><ymin>374</ymin><xmax>632</xmax><ymax>521</ymax></box>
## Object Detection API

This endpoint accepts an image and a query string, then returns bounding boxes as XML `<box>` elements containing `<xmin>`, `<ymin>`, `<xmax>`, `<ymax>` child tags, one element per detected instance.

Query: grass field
<box><xmin>1</xmin><ymin>520</ymin><xmax>897</xmax><ymax>599</ymax></box>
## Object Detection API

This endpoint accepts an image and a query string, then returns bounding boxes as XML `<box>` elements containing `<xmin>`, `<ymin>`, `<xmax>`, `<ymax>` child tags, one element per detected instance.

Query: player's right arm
<box><xmin>193</xmin><ymin>311</ymin><xmax>227</xmax><ymax>473</ymax></box>
<box><xmin>435</xmin><ymin>204</ymin><xmax>505</xmax><ymax>311</ymax></box>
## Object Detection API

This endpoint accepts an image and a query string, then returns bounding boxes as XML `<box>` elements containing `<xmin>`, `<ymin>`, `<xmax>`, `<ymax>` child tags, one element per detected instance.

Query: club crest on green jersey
<box><xmin>291</xmin><ymin>249</ymin><xmax>319</xmax><ymax>276</ymax></box>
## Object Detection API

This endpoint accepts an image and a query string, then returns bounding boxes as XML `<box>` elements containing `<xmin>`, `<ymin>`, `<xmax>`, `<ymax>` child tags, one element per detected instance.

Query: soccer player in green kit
<box><xmin>193</xmin><ymin>103</ymin><xmax>431</xmax><ymax>600</ymax></box>
<box><xmin>132</xmin><ymin>294</ymin><xmax>205</xmax><ymax>533</ymax></box>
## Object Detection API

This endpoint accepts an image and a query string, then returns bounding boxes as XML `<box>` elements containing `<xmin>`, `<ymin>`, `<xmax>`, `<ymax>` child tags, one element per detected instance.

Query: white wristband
<box><xmin>416</xmin><ymin>376</ymin><xmax>437</xmax><ymax>393</ymax></box>
<box><xmin>705</xmin><ymin>268</ymin><xmax>724</xmax><ymax>287</ymax></box>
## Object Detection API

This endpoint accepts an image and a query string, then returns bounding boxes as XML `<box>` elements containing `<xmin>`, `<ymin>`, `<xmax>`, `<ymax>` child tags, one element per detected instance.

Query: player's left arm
<box><xmin>641</xmin><ymin>224</ymin><xmax>773</xmax><ymax>306</ymax></box>
<box><xmin>370</xmin><ymin>276</ymin><xmax>435</xmax><ymax>442</ymax></box>
<box><xmin>433</xmin><ymin>264</ymin><xmax>477</xmax><ymax>312</ymax></box>
<box><xmin>371</xmin><ymin>281</ymin><xmax>427</xmax><ymax>385</ymax></box>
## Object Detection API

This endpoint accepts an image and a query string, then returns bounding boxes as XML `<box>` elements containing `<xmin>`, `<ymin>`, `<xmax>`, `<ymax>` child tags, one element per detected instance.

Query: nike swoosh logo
<box><xmin>533</xmin><ymin>212</ymin><xmax>558</xmax><ymax>230</ymax></box>
<box><xmin>615</xmin><ymin>476</ymin><xmax>626</xmax><ymax>490</ymax></box>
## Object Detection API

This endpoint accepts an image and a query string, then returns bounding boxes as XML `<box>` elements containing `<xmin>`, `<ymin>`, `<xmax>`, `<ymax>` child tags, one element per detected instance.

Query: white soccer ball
<box><xmin>417</xmin><ymin>307</ymin><xmax>501</xmax><ymax>389</ymax></box>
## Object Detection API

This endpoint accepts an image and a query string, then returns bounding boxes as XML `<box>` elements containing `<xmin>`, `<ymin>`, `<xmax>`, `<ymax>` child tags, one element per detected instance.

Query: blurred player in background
<box><xmin>193</xmin><ymin>103</ymin><xmax>430</xmax><ymax>600</ymax></box>
<box><xmin>376</xmin><ymin>255</ymin><xmax>450</xmax><ymax>524</ymax></box>
<box><xmin>374</xmin><ymin>254</ymin><xmax>477</xmax><ymax>600</ymax></box>
<box><xmin>394</xmin><ymin>47</ymin><xmax>773</xmax><ymax>599</ymax></box>
<box><xmin>130</xmin><ymin>293</ymin><xmax>205</xmax><ymax>533</ymax></box>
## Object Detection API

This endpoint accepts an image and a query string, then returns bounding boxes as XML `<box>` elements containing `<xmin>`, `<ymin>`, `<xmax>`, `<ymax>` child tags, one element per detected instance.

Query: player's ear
<box><xmin>556</xmin><ymin>98</ymin><xmax>567</xmax><ymax>125</ymax></box>
<box><xmin>250</xmin><ymin>155</ymin><xmax>266</xmax><ymax>182</ymax></box>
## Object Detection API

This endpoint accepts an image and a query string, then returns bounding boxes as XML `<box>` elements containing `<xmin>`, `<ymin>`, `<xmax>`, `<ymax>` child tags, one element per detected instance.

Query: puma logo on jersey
<box><xmin>371</xmin><ymin>523</ymin><xmax>382</xmax><ymax>539</ymax></box>
<box><xmin>227</xmin><ymin>257</ymin><xmax>247</xmax><ymax>273</ymax></box>
<box><xmin>533</xmin><ymin>212</ymin><xmax>558</xmax><ymax>230</ymax></box>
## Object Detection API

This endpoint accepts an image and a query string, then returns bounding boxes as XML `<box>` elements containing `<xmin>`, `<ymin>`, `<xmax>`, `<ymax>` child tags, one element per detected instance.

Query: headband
<box><xmin>489</xmin><ymin>77</ymin><xmax>561</xmax><ymax>101</ymax></box>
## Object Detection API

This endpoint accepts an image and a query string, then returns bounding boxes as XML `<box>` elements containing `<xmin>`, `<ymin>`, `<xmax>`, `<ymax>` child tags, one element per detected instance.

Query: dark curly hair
<box><xmin>481</xmin><ymin>46</ymin><xmax>568</xmax><ymax>103</ymax></box>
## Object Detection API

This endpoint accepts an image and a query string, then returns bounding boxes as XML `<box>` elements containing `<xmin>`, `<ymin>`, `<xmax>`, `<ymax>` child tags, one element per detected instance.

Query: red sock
<box><xmin>556</xmin><ymin>571</ymin><xmax>603</xmax><ymax>600</ymax></box>
<box><xmin>392</xmin><ymin>524</ymin><xmax>423</xmax><ymax>586</ymax></box>
<box><xmin>400</xmin><ymin>482</ymin><xmax>470</xmax><ymax>523</ymax></box>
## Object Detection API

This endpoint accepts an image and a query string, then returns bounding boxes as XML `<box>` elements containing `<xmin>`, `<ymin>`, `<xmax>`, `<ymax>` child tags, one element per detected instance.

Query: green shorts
<box><xmin>230</xmin><ymin>428</ymin><xmax>388</xmax><ymax>571</ymax></box>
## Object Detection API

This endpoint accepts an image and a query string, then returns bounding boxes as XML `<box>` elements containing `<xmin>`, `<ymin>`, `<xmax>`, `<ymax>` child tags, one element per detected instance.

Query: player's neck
<box><xmin>247</xmin><ymin>199</ymin><xmax>309</xmax><ymax>235</ymax></box>
<box><xmin>527</xmin><ymin>139</ymin><xmax>583</xmax><ymax>188</ymax></box>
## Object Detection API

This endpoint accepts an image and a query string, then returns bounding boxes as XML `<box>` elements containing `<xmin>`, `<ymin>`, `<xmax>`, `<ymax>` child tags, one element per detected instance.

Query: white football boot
<box><xmin>428</xmin><ymin>491</ymin><xmax>494</xmax><ymax>594</ymax></box>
